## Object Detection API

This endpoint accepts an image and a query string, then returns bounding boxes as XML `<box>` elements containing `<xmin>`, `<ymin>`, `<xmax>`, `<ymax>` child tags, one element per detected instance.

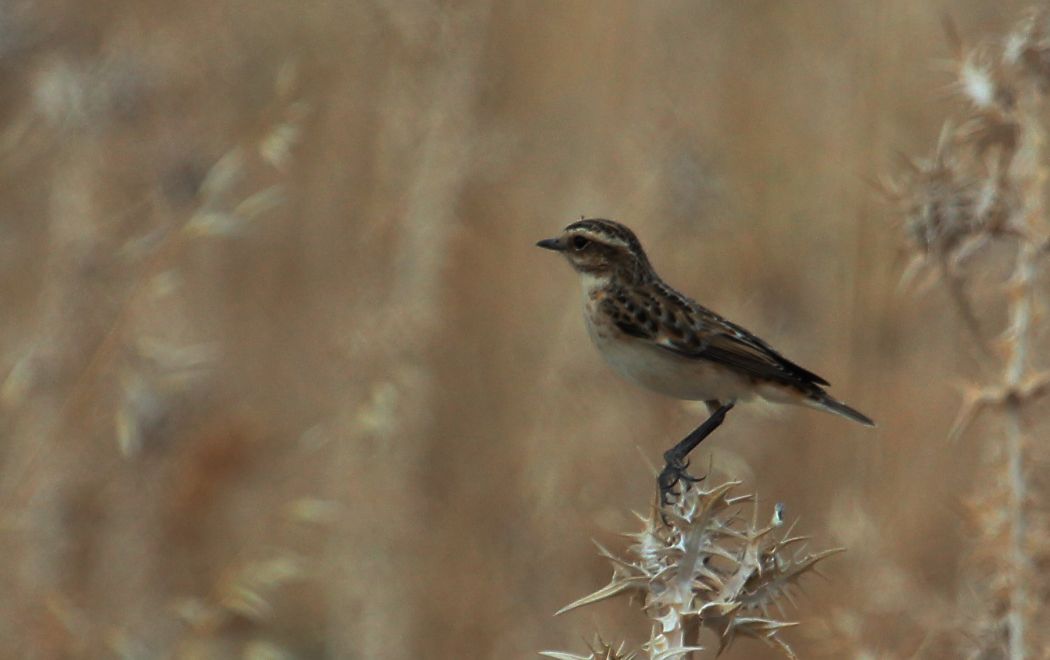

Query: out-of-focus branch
<box><xmin>1000</xmin><ymin>96</ymin><xmax>1043</xmax><ymax>657</ymax></box>
<box><xmin>887</xmin><ymin>9</ymin><xmax>1050</xmax><ymax>657</ymax></box>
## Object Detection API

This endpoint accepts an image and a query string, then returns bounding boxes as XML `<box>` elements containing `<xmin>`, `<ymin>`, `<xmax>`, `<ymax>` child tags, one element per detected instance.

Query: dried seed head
<box><xmin>958</xmin><ymin>49</ymin><xmax>1010</xmax><ymax>110</ymax></box>
<box><xmin>891</xmin><ymin>126</ymin><xmax>983</xmax><ymax>258</ymax></box>
<box><xmin>552</xmin><ymin>479</ymin><xmax>841</xmax><ymax>659</ymax></box>
<box><xmin>540</xmin><ymin>637</ymin><xmax>637</xmax><ymax>660</ymax></box>
<box><xmin>1004</xmin><ymin>8</ymin><xmax>1050</xmax><ymax>90</ymax></box>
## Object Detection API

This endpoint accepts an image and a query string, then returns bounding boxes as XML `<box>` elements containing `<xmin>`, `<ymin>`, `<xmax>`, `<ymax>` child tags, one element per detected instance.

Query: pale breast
<box><xmin>583</xmin><ymin>298</ymin><xmax>752</xmax><ymax>402</ymax></box>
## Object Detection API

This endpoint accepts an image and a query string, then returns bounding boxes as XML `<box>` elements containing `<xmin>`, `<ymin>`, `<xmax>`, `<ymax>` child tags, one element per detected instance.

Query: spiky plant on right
<box><xmin>886</xmin><ymin>9</ymin><xmax>1050</xmax><ymax>657</ymax></box>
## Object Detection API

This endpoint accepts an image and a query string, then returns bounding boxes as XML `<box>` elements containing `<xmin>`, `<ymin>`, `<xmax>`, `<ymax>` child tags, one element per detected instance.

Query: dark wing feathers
<box><xmin>606</xmin><ymin>282</ymin><xmax>831</xmax><ymax>389</ymax></box>
<box><xmin>698</xmin><ymin>313</ymin><xmax>830</xmax><ymax>386</ymax></box>
<box><xmin>686</xmin><ymin>327</ymin><xmax>831</xmax><ymax>387</ymax></box>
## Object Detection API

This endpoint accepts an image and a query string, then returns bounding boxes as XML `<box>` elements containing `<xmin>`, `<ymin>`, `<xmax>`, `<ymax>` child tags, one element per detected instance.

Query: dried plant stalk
<box><xmin>887</xmin><ymin>9</ymin><xmax>1050</xmax><ymax>657</ymax></box>
<box><xmin>542</xmin><ymin>477</ymin><xmax>841</xmax><ymax>659</ymax></box>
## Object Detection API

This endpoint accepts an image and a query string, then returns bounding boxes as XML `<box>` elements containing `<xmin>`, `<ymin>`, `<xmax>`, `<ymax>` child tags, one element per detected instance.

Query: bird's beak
<box><xmin>536</xmin><ymin>237</ymin><xmax>564</xmax><ymax>252</ymax></box>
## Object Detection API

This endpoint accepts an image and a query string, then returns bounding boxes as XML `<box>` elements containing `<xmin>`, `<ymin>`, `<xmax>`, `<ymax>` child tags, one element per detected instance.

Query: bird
<box><xmin>537</xmin><ymin>218</ymin><xmax>875</xmax><ymax>503</ymax></box>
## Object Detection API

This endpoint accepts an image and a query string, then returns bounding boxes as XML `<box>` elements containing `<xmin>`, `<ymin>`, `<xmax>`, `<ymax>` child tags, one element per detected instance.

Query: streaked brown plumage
<box><xmin>537</xmin><ymin>218</ymin><xmax>875</xmax><ymax>427</ymax></box>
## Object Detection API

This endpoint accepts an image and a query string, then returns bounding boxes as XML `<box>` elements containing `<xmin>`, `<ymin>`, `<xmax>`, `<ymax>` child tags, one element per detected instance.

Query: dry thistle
<box><xmin>541</xmin><ymin>636</ymin><xmax>636</xmax><ymax>660</ymax></box>
<box><xmin>888</xmin><ymin>8</ymin><xmax>1050</xmax><ymax>658</ymax></box>
<box><xmin>544</xmin><ymin>479</ymin><xmax>841</xmax><ymax>660</ymax></box>
<box><xmin>882</xmin><ymin>122</ymin><xmax>1007</xmax><ymax>351</ymax></box>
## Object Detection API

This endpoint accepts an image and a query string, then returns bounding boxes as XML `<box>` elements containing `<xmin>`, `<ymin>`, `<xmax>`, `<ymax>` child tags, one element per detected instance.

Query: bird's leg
<box><xmin>658</xmin><ymin>401</ymin><xmax>735</xmax><ymax>508</ymax></box>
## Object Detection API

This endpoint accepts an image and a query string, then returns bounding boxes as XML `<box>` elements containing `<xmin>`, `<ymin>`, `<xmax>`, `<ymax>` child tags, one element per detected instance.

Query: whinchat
<box><xmin>538</xmin><ymin>218</ymin><xmax>874</xmax><ymax>502</ymax></box>
<box><xmin>537</xmin><ymin>218</ymin><xmax>874</xmax><ymax>428</ymax></box>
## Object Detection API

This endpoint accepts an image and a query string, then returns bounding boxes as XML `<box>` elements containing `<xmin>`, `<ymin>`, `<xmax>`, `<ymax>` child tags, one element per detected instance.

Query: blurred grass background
<box><xmin>0</xmin><ymin>1</ymin><xmax>1044</xmax><ymax>657</ymax></box>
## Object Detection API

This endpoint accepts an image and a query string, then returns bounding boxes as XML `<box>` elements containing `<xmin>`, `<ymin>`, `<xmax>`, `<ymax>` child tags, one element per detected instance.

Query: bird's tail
<box><xmin>807</xmin><ymin>391</ymin><xmax>876</xmax><ymax>428</ymax></box>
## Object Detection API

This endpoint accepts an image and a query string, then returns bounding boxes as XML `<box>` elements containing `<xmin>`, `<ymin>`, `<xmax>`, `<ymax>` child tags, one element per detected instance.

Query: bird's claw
<box><xmin>658</xmin><ymin>453</ymin><xmax>701</xmax><ymax>509</ymax></box>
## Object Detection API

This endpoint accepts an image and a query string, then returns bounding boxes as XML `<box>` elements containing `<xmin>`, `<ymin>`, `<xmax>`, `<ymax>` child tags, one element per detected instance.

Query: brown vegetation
<box><xmin>0</xmin><ymin>1</ymin><xmax>1047</xmax><ymax>658</ymax></box>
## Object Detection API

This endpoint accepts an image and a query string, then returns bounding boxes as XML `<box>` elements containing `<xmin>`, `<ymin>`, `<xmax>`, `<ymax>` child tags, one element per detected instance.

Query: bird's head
<box><xmin>536</xmin><ymin>218</ymin><xmax>652</xmax><ymax>282</ymax></box>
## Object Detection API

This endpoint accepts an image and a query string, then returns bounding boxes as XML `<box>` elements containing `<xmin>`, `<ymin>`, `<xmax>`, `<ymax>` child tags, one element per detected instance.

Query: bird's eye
<box><xmin>571</xmin><ymin>236</ymin><xmax>590</xmax><ymax>251</ymax></box>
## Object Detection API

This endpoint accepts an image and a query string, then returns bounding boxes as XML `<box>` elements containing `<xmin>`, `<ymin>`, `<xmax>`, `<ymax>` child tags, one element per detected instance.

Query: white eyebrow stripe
<box><xmin>568</xmin><ymin>227</ymin><xmax>629</xmax><ymax>248</ymax></box>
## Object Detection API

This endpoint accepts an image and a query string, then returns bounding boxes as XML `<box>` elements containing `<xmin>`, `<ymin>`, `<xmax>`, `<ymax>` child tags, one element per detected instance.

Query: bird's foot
<box><xmin>658</xmin><ymin>450</ymin><xmax>702</xmax><ymax>509</ymax></box>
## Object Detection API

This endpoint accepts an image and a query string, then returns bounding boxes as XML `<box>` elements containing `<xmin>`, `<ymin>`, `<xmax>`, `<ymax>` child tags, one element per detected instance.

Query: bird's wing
<box><xmin>679</xmin><ymin>312</ymin><xmax>830</xmax><ymax>387</ymax></box>
<box><xmin>603</xmin><ymin>283</ymin><xmax>830</xmax><ymax>388</ymax></box>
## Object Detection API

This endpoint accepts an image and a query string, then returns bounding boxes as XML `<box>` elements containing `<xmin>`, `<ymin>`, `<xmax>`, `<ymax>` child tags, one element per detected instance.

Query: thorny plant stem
<box><xmin>1001</xmin><ymin>105</ymin><xmax>1044</xmax><ymax>660</ymax></box>
<box><xmin>672</xmin><ymin>523</ymin><xmax>705</xmax><ymax>660</ymax></box>
<box><xmin>938</xmin><ymin>255</ymin><xmax>994</xmax><ymax>359</ymax></box>
<box><xmin>1002</xmin><ymin>209</ymin><xmax>1039</xmax><ymax>660</ymax></box>
<box><xmin>1004</xmin><ymin>407</ymin><xmax>1027</xmax><ymax>660</ymax></box>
